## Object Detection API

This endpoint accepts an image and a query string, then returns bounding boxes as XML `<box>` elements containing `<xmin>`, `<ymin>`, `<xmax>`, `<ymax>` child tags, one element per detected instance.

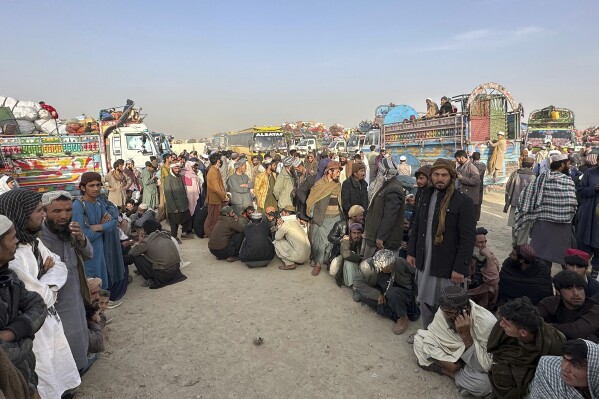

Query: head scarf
<box><xmin>282</xmin><ymin>156</ymin><xmax>294</xmax><ymax>167</ymax></box>
<box><xmin>0</xmin><ymin>175</ymin><xmax>14</xmax><ymax>194</ymax></box>
<box><xmin>349</xmin><ymin>223</ymin><xmax>363</xmax><ymax>232</ymax></box>
<box><xmin>0</xmin><ymin>188</ymin><xmax>43</xmax><ymax>244</ymax></box>
<box><xmin>373</xmin><ymin>249</ymin><xmax>395</xmax><ymax>272</ymax></box>
<box><xmin>429</xmin><ymin>158</ymin><xmax>457</xmax><ymax>245</ymax></box>
<box><xmin>0</xmin><ymin>215</ymin><xmax>12</xmax><ymax>236</ymax></box>
<box><xmin>519</xmin><ymin>244</ymin><xmax>536</xmax><ymax>262</ymax></box>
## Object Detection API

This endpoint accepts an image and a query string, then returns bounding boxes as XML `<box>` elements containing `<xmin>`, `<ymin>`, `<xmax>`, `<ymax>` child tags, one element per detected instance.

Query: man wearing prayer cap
<box><xmin>129</xmin><ymin>202</ymin><xmax>157</xmax><ymax>229</ymax></box>
<box><xmin>341</xmin><ymin>161</ymin><xmax>368</xmax><ymax>219</ymax></box>
<box><xmin>486</xmin><ymin>132</ymin><xmax>507</xmax><ymax>180</ymax></box>
<box><xmin>226</xmin><ymin>156</ymin><xmax>254</xmax><ymax>216</ymax></box>
<box><xmin>407</xmin><ymin>158</ymin><xmax>476</xmax><ymax>329</ymax></box>
<box><xmin>363</xmin><ymin>156</ymin><xmax>405</xmax><ymax>259</ymax></box>
<box><xmin>39</xmin><ymin>190</ymin><xmax>93</xmax><ymax>370</ymax></box>
<box><xmin>164</xmin><ymin>161</ymin><xmax>193</xmax><ymax>242</ymax></box>
<box><xmin>353</xmin><ymin>249</ymin><xmax>419</xmax><ymax>334</ymax></box>
<box><xmin>0</xmin><ymin>189</ymin><xmax>81</xmax><ymax>397</ymax></box>
<box><xmin>515</xmin><ymin>150</ymin><xmax>577</xmax><ymax>271</ymax></box>
<box><xmin>0</xmin><ymin>214</ymin><xmax>48</xmax><ymax>398</ymax></box>
<box><xmin>414</xmin><ymin>285</ymin><xmax>497</xmax><ymax>398</ymax></box>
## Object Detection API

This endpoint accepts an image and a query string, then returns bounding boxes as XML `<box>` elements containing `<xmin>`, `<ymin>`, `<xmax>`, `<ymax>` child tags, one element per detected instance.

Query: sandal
<box><xmin>419</xmin><ymin>362</ymin><xmax>443</xmax><ymax>375</ymax></box>
<box><xmin>278</xmin><ymin>264</ymin><xmax>296</xmax><ymax>270</ymax></box>
<box><xmin>311</xmin><ymin>264</ymin><xmax>321</xmax><ymax>276</ymax></box>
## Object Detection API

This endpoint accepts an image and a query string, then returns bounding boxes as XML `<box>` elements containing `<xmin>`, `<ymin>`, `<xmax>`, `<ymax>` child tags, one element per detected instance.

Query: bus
<box><xmin>228</xmin><ymin>126</ymin><xmax>288</xmax><ymax>155</ymax></box>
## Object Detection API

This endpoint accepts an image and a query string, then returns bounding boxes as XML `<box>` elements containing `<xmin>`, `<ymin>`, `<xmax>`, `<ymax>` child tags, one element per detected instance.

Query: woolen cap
<box><xmin>352</xmin><ymin>162</ymin><xmax>365</xmax><ymax>174</ymax></box>
<box><xmin>429</xmin><ymin>158</ymin><xmax>457</xmax><ymax>178</ymax></box>
<box><xmin>324</xmin><ymin>160</ymin><xmax>343</xmax><ymax>173</ymax></box>
<box><xmin>414</xmin><ymin>164</ymin><xmax>432</xmax><ymax>178</ymax></box>
<box><xmin>220</xmin><ymin>206</ymin><xmax>234</xmax><ymax>216</ymax></box>
<box><xmin>439</xmin><ymin>286</ymin><xmax>469</xmax><ymax>310</ymax></box>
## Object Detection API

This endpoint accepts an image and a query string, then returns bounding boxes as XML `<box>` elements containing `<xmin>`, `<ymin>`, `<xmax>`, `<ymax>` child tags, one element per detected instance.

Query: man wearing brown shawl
<box><xmin>407</xmin><ymin>158</ymin><xmax>476</xmax><ymax>329</ymax></box>
<box><xmin>306</xmin><ymin>161</ymin><xmax>343</xmax><ymax>276</ymax></box>
<box><xmin>487</xmin><ymin>298</ymin><xmax>565</xmax><ymax>399</ymax></box>
<box><xmin>467</xmin><ymin>227</ymin><xmax>500</xmax><ymax>309</ymax></box>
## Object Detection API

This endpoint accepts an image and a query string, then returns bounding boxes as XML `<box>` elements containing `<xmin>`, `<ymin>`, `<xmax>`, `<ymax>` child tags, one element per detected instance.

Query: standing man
<box><xmin>515</xmin><ymin>153</ymin><xmax>577</xmax><ymax>270</ymax></box>
<box><xmin>104</xmin><ymin>159</ymin><xmax>131</xmax><ymax>210</ymax></box>
<box><xmin>204</xmin><ymin>154</ymin><xmax>227</xmax><ymax>237</ymax></box>
<box><xmin>575</xmin><ymin>157</ymin><xmax>599</xmax><ymax>277</ymax></box>
<box><xmin>407</xmin><ymin>158</ymin><xmax>476</xmax><ymax>328</ymax></box>
<box><xmin>455</xmin><ymin>150</ymin><xmax>481</xmax><ymax>221</ymax></box>
<box><xmin>341</xmin><ymin>161</ymin><xmax>368</xmax><ymax>219</ymax></box>
<box><xmin>471</xmin><ymin>152</ymin><xmax>486</xmax><ymax>218</ymax></box>
<box><xmin>273</xmin><ymin>157</ymin><xmax>295</xmax><ymax>213</ymax></box>
<box><xmin>254</xmin><ymin>159</ymin><xmax>279</xmax><ymax>213</ymax></box>
<box><xmin>157</xmin><ymin>153</ymin><xmax>172</xmax><ymax>221</ymax></box>
<box><xmin>39</xmin><ymin>191</ymin><xmax>92</xmax><ymax>372</ymax></box>
<box><xmin>367</xmin><ymin>145</ymin><xmax>379</xmax><ymax>182</ymax></box>
<box><xmin>141</xmin><ymin>161</ymin><xmax>159</xmax><ymax>210</ymax></box>
<box><xmin>363</xmin><ymin>157</ymin><xmax>405</xmax><ymax>258</ymax></box>
<box><xmin>487</xmin><ymin>132</ymin><xmax>507</xmax><ymax>180</ymax></box>
<box><xmin>504</xmin><ymin>157</ymin><xmax>536</xmax><ymax>245</ymax></box>
<box><xmin>373</xmin><ymin>147</ymin><xmax>386</xmax><ymax>178</ymax></box>
<box><xmin>397</xmin><ymin>156</ymin><xmax>411</xmax><ymax>176</ymax></box>
<box><xmin>306</xmin><ymin>161</ymin><xmax>343</xmax><ymax>276</ymax></box>
<box><xmin>164</xmin><ymin>162</ymin><xmax>193</xmax><ymax>242</ymax></box>
<box><xmin>227</xmin><ymin>158</ymin><xmax>253</xmax><ymax>216</ymax></box>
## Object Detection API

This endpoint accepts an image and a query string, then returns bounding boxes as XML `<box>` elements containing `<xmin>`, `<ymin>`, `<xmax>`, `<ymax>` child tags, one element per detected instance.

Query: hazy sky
<box><xmin>2</xmin><ymin>0</ymin><xmax>598</xmax><ymax>139</ymax></box>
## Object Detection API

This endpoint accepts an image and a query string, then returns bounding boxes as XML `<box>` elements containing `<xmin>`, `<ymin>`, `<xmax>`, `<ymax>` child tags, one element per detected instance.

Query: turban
<box><xmin>292</xmin><ymin>158</ymin><xmax>302</xmax><ymax>168</ymax></box>
<box><xmin>348</xmin><ymin>205</ymin><xmax>364</xmax><ymax>218</ymax></box>
<box><xmin>234</xmin><ymin>159</ymin><xmax>246</xmax><ymax>169</ymax></box>
<box><xmin>0</xmin><ymin>215</ymin><xmax>12</xmax><ymax>236</ymax></box>
<box><xmin>80</xmin><ymin>172</ymin><xmax>102</xmax><ymax>187</ymax></box>
<box><xmin>138</xmin><ymin>203</ymin><xmax>149</xmax><ymax>210</ymax></box>
<box><xmin>0</xmin><ymin>189</ymin><xmax>43</xmax><ymax>245</ymax></box>
<box><xmin>41</xmin><ymin>190</ymin><xmax>72</xmax><ymax>206</ymax></box>
<box><xmin>519</xmin><ymin>244</ymin><xmax>536</xmax><ymax>262</ymax></box>
<box><xmin>282</xmin><ymin>157</ymin><xmax>294</xmax><ymax>167</ymax></box>
<box><xmin>373</xmin><ymin>249</ymin><xmax>395</xmax><ymax>272</ymax></box>
<box><xmin>86</xmin><ymin>277</ymin><xmax>102</xmax><ymax>290</ymax></box>
<box><xmin>349</xmin><ymin>223</ymin><xmax>363</xmax><ymax>232</ymax></box>
<box><xmin>170</xmin><ymin>162</ymin><xmax>181</xmax><ymax>169</ymax></box>
<box><xmin>439</xmin><ymin>286</ymin><xmax>469</xmax><ymax>310</ymax></box>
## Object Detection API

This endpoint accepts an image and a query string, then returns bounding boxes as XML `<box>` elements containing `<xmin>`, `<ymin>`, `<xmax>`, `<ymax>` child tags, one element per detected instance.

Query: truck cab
<box><xmin>102</xmin><ymin>122</ymin><xmax>161</xmax><ymax>173</ymax></box>
<box><xmin>296</xmin><ymin>136</ymin><xmax>317</xmax><ymax>155</ymax></box>
<box><xmin>327</xmin><ymin>139</ymin><xmax>347</xmax><ymax>154</ymax></box>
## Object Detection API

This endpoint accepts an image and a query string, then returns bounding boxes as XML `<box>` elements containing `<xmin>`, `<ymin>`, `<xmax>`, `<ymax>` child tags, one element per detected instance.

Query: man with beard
<box><xmin>304</xmin><ymin>151</ymin><xmax>318</xmax><ymax>178</ymax></box>
<box><xmin>455</xmin><ymin>150</ymin><xmax>481</xmax><ymax>221</ymax></box>
<box><xmin>306</xmin><ymin>161</ymin><xmax>343</xmax><ymax>276</ymax></box>
<box><xmin>273</xmin><ymin>157</ymin><xmax>295</xmax><ymax>213</ymax></box>
<box><xmin>575</xmin><ymin>152</ymin><xmax>599</xmax><ymax>278</ymax></box>
<box><xmin>363</xmin><ymin>157</ymin><xmax>405</xmax><ymax>258</ymax></box>
<box><xmin>124</xmin><ymin>158</ymin><xmax>142</xmax><ymax>195</ymax></box>
<box><xmin>515</xmin><ymin>153</ymin><xmax>577</xmax><ymax>270</ymax></box>
<box><xmin>0</xmin><ymin>215</ymin><xmax>47</xmax><ymax>398</ymax></box>
<box><xmin>273</xmin><ymin>207</ymin><xmax>311</xmax><ymax>270</ymax></box>
<box><xmin>164</xmin><ymin>162</ymin><xmax>193</xmax><ymax>242</ymax></box>
<box><xmin>254</xmin><ymin>159</ymin><xmax>279</xmax><ymax>213</ymax></box>
<box><xmin>504</xmin><ymin>156</ymin><xmax>536</xmax><ymax>246</ymax></box>
<box><xmin>410</xmin><ymin>165</ymin><xmax>432</xmax><ymax>228</ymax></box>
<box><xmin>407</xmin><ymin>158</ymin><xmax>476</xmax><ymax>329</ymax></box>
<box><xmin>341</xmin><ymin>162</ymin><xmax>368</xmax><ymax>219</ymax></box>
<box><xmin>141</xmin><ymin>161</ymin><xmax>159</xmax><ymax>210</ymax></box>
<box><xmin>205</xmin><ymin>153</ymin><xmax>227</xmax><ymax>237</ymax></box>
<box><xmin>104</xmin><ymin>159</ymin><xmax>131</xmax><ymax>211</ymax></box>
<box><xmin>536</xmin><ymin>271</ymin><xmax>599</xmax><ymax>342</ymax></box>
<box><xmin>39</xmin><ymin>190</ymin><xmax>92</xmax><ymax>372</ymax></box>
<box><xmin>73</xmin><ymin>172</ymin><xmax>128</xmax><ymax>304</ymax></box>
<box><xmin>0</xmin><ymin>189</ymin><xmax>81</xmax><ymax>398</ymax></box>
<box><xmin>414</xmin><ymin>286</ymin><xmax>496</xmax><ymax>398</ymax></box>
<box><xmin>334</xmin><ymin>223</ymin><xmax>363</xmax><ymax>288</ymax></box>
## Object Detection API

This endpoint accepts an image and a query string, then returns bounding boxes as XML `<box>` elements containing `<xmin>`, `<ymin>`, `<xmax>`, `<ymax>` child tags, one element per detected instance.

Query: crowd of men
<box><xmin>2</xmin><ymin>140</ymin><xmax>599</xmax><ymax>398</ymax></box>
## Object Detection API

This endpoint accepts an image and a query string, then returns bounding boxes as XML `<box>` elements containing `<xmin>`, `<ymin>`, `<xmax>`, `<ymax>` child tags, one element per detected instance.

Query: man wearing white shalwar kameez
<box><xmin>0</xmin><ymin>189</ymin><xmax>80</xmax><ymax>399</ymax></box>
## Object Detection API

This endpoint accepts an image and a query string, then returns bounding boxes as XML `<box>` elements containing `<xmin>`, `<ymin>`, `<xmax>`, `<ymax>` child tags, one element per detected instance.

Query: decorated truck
<box><xmin>526</xmin><ymin>106</ymin><xmax>576</xmax><ymax>148</ymax></box>
<box><xmin>0</xmin><ymin>96</ymin><xmax>103</xmax><ymax>194</ymax></box>
<box><xmin>379</xmin><ymin>82</ymin><xmax>523</xmax><ymax>182</ymax></box>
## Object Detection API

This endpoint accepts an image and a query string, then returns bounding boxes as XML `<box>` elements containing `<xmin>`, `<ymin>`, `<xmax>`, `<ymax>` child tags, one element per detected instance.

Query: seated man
<box><xmin>208</xmin><ymin>206</ymin><xmax>243</xmax><ymax>261</ymax></box>
<box><xmin>273</xmin><ymin>208</ymin><xmax>311</xmax><ymax>270</ymax></box>
<box><xmin>530</xmin><ymin>339</ymin><xmax>599</xmax><ymax>399</ymax></box>
<box><xmin>497</xmin><ymin>244</ymin><xmax>553</xmax><ymax>307</ymax></box>
<box><xmin>354</xmin><ymin>250</ymin><xmax>419</xmax><ymax>335</ymax></box>
<box><xmin>331</xmin><ymin>223</ymin><xmax>363</xmax><ymax>289</ymax></box>
<box><xmin>327</xmin><ymin>205</ymin><xmax>364</xmax><ymax>269</ymax></box>
<box><xmin>564</xmin><ymin>248</ymin><xmax>599</xmax><ymax>297</ymax></box>
<box><xmin>127</xmin><ymin>220</ymin><xmax>187</xmax><ymax>288</ymax></box>
<box><xmin>414</xmin><ymin>286</ymin><xmax>496</xmax><ymax>398</ymax></box>
<box><xmin>537</xmin><ymin>271</ymin><xmax>599</xmax><ymax>342</ymax></box>
<box><xmin>129</xmin><ymin>203</ymin><xmax>157</xmax><ymax>229</ymax></box>
<box><xmin>487</xmin><ymin>298</ymin><xmax>565</xmax><ymax>399</ymax></box>
<box><xmin>239</xmin><ymin>212</ymin><xmax>275</xmax><ymax>268</ymax></box>
<box><xmin>467</xmin><ymin>227</ymin><xmax>500</xmax><ymax>310</ymax></box>
<box><xmin>238</xmin><ymin>205</ymin><xmax>256</xmax><ymax>227</ymax></box>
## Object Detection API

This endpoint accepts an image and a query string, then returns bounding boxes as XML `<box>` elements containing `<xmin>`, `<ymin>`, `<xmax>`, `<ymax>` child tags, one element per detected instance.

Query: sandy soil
<box><xmin>77</xmin><ymin>192</ymin><xmax>516</xmax><ymax>399</ymax></box>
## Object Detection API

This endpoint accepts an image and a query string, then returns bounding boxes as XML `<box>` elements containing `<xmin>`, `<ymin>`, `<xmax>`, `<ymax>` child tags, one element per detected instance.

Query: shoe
<box><xmin>226</xmin><ymin>257</ymin><xmax>238</xmax><ymax>262</ymax></box>
<box><xmin>127</xmin><ymin>275</ymin><xmax>133</xmax><ymax>284</ymax></box>
<box><xmin>406</xmin><ymin>333</ymin><xmax>416</xmax><ymax>344</ymax></box>
<box><xmin>107</xmin><ymin>300</ymin><xmax>123</xmax><ymax>309</ymax></box>
<box><xmin>311</xmin><ymin>264</ymin><xmax>321</xmax><ymax>276</ymax></box>
<box><xmin>181</xmin><ymin>233</ymin><xmax>194</xmax><ymax>240</ymax></box>
<box><xmin>176</xmin><ymin>238</ymin><xmax>182</xmax><ymax>244</ymax></box>
<box><xmin>393</xmin><ymin>316</ymin><xmax>409</xmax><ymax>335</ymax></box>
<box><xmin>141</xmin><ymin>280</ymin><xmax>151</xmax><ymax>287</ymax></box>
<box><xmin>105</xmin><ymin>317</ymin><xmax>113</xmax><ymax>325</ymax></box>
<box><xmin>352</xmin><ymin>289</ymin><xmax>361</xmax><ymax>302</ymax></box>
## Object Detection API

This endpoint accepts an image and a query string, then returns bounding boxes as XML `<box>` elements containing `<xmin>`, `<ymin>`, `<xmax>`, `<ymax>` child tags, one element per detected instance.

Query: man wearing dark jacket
<box><xmin>239</xmin><ymin>213</ymin><xmax>275</xmax><ymax>268</ymax></box>
<box><xmin>536</xmin><ymin>270</ymin><xmax>599</xmax><ymax>342</ymax></box>
<box><xmin>341</xmin><ymin>161</ymin><xmax>368</xmax><ymax>218</ymax></box>
<box><xmin>407</xmin><ymin>158</ymin><xmax>476</xmax><ymax>328</ymax></box>
<box><xmin>164</xmin><ymin>162</ymin><xmax>193</xmax><ymax>242</ymax></box>
<box><xmin>208</xmin><ymin>206</ymin><xmax>244</xmax><ymax>261</ymax></box>
<box><xmin>0</xmin><ymin>215</ymin><xmax>48</xmax><ymax>397</ymax></box>
<box><xmin>363</xmin><ymin>157</ymin><xmax>405</xmax><ymax>258</ymax></box>
<box><xmin>455</xmin><ymin>150</ymin><xmax>481</xmax><ymax>221</ymax></box>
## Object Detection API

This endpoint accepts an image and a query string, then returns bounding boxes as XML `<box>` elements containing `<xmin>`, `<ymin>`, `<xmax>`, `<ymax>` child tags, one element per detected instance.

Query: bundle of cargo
<box><xmin>0</xmin><ymin>96</ymin><xmax>68</xmax><ymax>135</ymax></box>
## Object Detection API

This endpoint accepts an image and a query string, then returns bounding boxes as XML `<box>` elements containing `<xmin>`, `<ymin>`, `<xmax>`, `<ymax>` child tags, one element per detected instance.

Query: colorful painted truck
<box><xmin>379</xmin><ymin>82</ymin><xmax>523</xmax><ymax>182</ymax></box>
<box><xmin>526</xmin><ymin>106</ymin><xmax>576</xmax><ymax>148</ymax></box>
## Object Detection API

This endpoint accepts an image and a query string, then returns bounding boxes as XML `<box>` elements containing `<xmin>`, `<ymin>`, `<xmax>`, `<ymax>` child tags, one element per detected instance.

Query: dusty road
<box><xmin>78</xmin><ymin>192</ymin><xmax>515</xmax><ymax>399</ymax></box>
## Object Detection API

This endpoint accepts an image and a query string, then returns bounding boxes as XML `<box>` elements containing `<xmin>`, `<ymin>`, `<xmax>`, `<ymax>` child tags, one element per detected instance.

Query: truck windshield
<box><xmin>254</xmin><ymin>135</ymin><xmax>284</xmax><ymax>151</ymax></box>
<box><xmin>364</xmin><ymin>130</ymin><xmax>380</xmax><ymax>146</ymax></box>
<box><xmin>125</xmin><ymin>134</ymin><xmax>153</xmax><ymax>154</ymax></box>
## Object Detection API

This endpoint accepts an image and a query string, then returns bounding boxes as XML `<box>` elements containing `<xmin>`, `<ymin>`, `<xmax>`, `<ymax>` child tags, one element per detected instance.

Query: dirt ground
<box><xmin>78</xmin><ymin>192</ymin><xmax>517</xmax><ymax>399</ymax></box>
